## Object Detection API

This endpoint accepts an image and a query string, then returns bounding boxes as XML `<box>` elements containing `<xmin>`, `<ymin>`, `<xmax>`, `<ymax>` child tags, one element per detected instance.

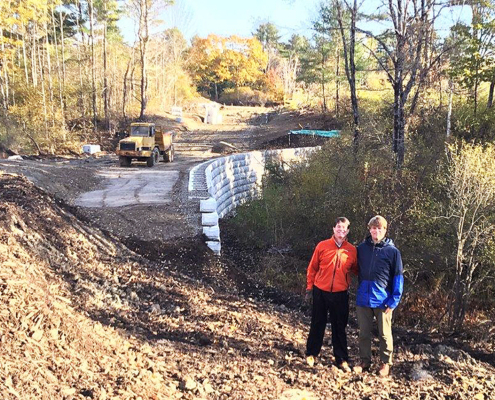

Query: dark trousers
<box><xmin>306</xmin><ymin>286</ymin><xmax>349</xmax><ymax>363</ymax></box>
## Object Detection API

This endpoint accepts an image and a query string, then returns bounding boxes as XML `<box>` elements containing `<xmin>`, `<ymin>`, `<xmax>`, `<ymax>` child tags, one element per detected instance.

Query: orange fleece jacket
<box><xmin>306</xmin><ymin>237</ymin><xmax>358</xmax><ymax>292</ymax></box>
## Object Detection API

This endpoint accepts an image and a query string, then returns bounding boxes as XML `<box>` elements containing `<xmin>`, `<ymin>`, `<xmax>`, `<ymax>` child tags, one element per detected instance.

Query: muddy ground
<box><xmin>0</xmin><ymin>106</ymin><xmax>331</xmax><ymax>243</ymax></box>
<box><xmin>1</xmin><ymin>106</ymin><xmax>494</xmax><ymax>399</ymax></box>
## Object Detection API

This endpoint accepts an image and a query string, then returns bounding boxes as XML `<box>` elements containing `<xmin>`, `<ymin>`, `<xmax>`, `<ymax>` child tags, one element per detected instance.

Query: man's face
<box><xmin>369</xmin><ymin>225</ymin><xmax>386</xmax><ymax>243</ymax></box>
<box><xmin>333</xmin><ymin>221</ymin><xmax>349</xmax><ymax>242</ymax></box>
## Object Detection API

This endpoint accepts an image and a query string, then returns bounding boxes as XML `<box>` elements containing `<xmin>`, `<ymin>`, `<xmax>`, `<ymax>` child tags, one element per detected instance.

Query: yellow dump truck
<box><xmin>116</xmin><ymin>122</ymin><xmax>175</xmax><ymax>167</ymax></box>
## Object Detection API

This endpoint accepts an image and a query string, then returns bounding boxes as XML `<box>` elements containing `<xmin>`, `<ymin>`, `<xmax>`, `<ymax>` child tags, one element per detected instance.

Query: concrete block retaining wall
<box><xmin>193</xmin><ymin>147</ymin><xmax>319</xmax><ymax>254</ymax></box>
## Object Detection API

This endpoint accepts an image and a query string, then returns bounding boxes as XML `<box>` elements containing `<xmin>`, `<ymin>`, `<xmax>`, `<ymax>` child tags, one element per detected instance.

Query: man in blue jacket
<box><xmin>354</xmin><ymin>215</ymin><xmax>403</xmax><ymax>377</ymax></box>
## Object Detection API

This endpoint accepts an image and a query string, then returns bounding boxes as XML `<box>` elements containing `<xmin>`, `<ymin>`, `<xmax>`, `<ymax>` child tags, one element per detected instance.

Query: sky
<box><xmin>119</xmin><ymin>0</ymin><xmax>320</xmax><ymax>44</ymax></box>
<box><xmin>119</xmin><ymin>0</ymin><xmax>471</xmax><ymax>45</ymax></box>
<box><xmin>184</xmin><ymin>0</ymin><xmax>319</xmax><ymax>41</ymax></box>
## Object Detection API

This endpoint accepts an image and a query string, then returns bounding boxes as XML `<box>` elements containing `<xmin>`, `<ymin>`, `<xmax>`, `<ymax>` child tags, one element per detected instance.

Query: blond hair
<box><xmin>368</xmin><ymin>215</ymin><xmax>388</xmax><ymax>230</ymax></box>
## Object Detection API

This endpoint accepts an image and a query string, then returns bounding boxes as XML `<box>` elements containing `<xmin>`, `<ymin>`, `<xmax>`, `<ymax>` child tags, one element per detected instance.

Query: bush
<box><xmin>219</xmin><ymin>87</ymin><xmax>269</xmax><ymax>106</ymax></box>
<box><xmin>225</xmin><ymin>109</ymin><xmax>495</xmax><ymax>334</ymax></box>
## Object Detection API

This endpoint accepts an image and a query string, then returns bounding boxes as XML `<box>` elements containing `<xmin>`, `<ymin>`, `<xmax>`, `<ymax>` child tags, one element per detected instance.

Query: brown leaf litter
<box><xmin>0</xmin><ymin>172</ymin><xmax>494</xmax><ymax>399</ymax></box>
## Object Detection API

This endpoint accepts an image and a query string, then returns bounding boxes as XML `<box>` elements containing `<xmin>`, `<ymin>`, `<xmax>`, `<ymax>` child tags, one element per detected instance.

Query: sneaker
<box><xmin>337</xmin><ymin>361</ymin><xmax>351</xmax><ymax>372</ymax></box>
<box><xmin>306</xmin><ymin>355</ymin><xmax>315</xmax><ymax>367</ymax></box>
<box><xmin>353</xmin><ymin>362</ymin><xmax>371</xmax><ymax>373</ymax></box>
<box><xmin>378</xmin><ymin>364</ymin><xmax>390</xmax><ymax>377</ymax></box>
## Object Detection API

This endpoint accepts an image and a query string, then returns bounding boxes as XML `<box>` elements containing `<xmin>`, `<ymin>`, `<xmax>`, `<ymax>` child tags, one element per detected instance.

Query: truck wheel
<box><xmin>147</xmin><ymin>148</ymin><xmax>159</xmax><ymax>167</ymax></box>
<box><xmin>119</xmin><ymin>156</ymin><xmax>131</xmax><ymax>167</ymax></box>
<box><xmin>164</xmin><ymin>145</ymin><xmax>175</xmax><ymax>162</ymax></box>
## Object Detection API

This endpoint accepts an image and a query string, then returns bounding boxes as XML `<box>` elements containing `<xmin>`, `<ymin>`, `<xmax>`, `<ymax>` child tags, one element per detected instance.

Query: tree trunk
<box><xmin>335</xmin><ymin>0</ymin><xmax>360</xmax><ymax>146</ymax></box>
<box><xmin>138</xmin><ymin>0</ymin><xmax>149</xmax><ymax>120</ymax></box>
<box><xmin>51</xmin><ymin>6</ymin><xmax>65</xmax><ymax>126</ymax></box>
<box><xmin>0</xmin><ymin>28</ymin><xmax>9</xmax><ymax>109</ymax></box>
<box><xmin>487</xmin><ymin>78</ymin><xmax>494</xmax><ymax>109</ymax></box>
<box><xmin>447</xmin><ymin>79</ymin><xmax>453</xmax><ymax>137</ymax></box>
<box><xmin>31</xmin><ymin>33</ymin><xmax>38</xmax><ymax>87</ymax></box>
<box><xmin>22</xmin><ymin>24</ymin><xmax>29</xmax><ymax>84</ymax></box>
<box><xmin>103</xmin><ymin>1</ymin><xmax>110</xmax><ymax>131</ymax></box>
<box><xmin>44</xmin><ymin>22</ymin><xmax>55</xmax><ymax>127</ymax></box>
<box><xmin>335</xmin><ymin>52</ymin><xmax>340</xmax><ymax>117</ymax></box>
<box><xmin>60</xmin><ymin>7</ymin><xmax>67</xmax><ymax>111</ymax></box>
<box><xmin>75</xmin><ymin>0</ymin><xmax>86</xmax><ymax>123</ymax></box>
<box><xmin>122</xmin><ymin>59</ymin><xmax>131</xmax><ymax>120</ymax></box>
<box><xmin>37</xmin><ymin>33</ymin><xmax>49</xmax><ymax>146</ymax></box>
<box><xmin>88</xmin><ymin>0</ymin><xmax>98</xmax><ymax>131</ymax></box>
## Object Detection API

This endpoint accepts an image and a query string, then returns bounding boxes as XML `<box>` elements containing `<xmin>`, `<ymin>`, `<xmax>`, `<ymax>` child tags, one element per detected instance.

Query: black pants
<box><xmin>306</xmin><ymin>286</ymin><xmax>349</xmax><ymax>363</ymax></box>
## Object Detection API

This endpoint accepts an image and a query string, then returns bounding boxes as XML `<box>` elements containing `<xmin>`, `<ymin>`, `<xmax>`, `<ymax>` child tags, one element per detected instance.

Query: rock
<box><xmin>203</xmin><ymin>382</ymin><xmax>214</xmax><ymax>394</ymax></box>
<box><xmin>150</xmin><ymin>304</ymin><xmax>161</xmax><ymax>314</ymax></box>
<box><xmin>180</xmin><ymin>377</ymin><xmax>197</xmax><ymax>391</ymax></box>
<box><xmin>411</xmin><ymin>362</ymin><xmax>433</xmax><ymax>381</ymax></box>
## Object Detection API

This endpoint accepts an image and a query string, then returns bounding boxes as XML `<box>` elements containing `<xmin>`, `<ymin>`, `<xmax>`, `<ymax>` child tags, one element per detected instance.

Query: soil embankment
<box><xmin>0</xmin><ymin>107</ymin><xmax>494</xmax><ymax>399</ymax></box>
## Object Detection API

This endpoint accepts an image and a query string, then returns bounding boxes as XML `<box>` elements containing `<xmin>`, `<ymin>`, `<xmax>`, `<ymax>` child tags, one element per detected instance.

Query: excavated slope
<box><xmin>0</xmin><ymin>172</ymin><xmax>494</xmax><ymax>400</ymax></box>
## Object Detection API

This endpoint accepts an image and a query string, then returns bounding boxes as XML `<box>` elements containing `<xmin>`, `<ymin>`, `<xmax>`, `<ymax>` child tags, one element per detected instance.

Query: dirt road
<box><xmin>0</xmin><ymin>106</ymin><xmax>309</xmax><ymax>243</ymax></box>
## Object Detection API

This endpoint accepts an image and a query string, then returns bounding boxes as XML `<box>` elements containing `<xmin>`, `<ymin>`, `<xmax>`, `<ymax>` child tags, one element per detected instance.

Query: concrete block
<box><xmin>206</xmin><ymin>241</ymin><xmax>221</xmax><ymax>255</ymax></box>
<box><xmin>202</xmin><ymin>211</ymin><xmax>219</xmax><ymax>226</ymax></box>
<box><xmin>200</xmin><ymin>197</ymin><xmax>217</xmax><ymax>212</ymax></box>
<box><xmin>203</xmin><ymin>225</ymin><xmax>220</xmax><ymax>241</ymax></box>
<box><xmin>82</xmin><ymin>144</ymin><xmax>101</xmax><ymax>154</ymax></box>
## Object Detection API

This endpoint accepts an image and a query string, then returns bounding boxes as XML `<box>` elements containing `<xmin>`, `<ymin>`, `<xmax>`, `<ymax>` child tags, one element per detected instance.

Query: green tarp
<box><xmin>289</xmin><ymin>129</ymin><xmax>340</xmax><ymax>138</ymax></box>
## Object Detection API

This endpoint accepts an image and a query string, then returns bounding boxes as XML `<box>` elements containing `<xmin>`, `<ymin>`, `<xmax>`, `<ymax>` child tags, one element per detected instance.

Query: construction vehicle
<box><xmin>116</xmin><ymin>122</ymin><xmax>175</xmax><ymax>167</ymax></box>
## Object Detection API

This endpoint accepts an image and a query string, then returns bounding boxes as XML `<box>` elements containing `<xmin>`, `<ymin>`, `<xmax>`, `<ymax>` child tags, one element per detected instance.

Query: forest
<box><xmin>1</xmin><ymin>0</ymin><xmax>495</xmax><ymax>335</ymax></box>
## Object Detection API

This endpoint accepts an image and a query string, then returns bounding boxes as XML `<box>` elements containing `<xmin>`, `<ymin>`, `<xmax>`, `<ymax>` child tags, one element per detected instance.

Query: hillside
<box><xmin>1</xmin><ymin>172</ymin><xmax>494</xmax><ymax>399</ymax></box>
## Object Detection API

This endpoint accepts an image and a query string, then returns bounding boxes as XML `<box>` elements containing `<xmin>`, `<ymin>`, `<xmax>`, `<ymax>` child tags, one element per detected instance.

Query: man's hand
<box><xmin>384</xmin><ymin>306</ymin><xmax>393</xmax><ymax>315</ymax></box>
<box><xmin>304</xmin><ymin>289</ymin><xmax>313</xmax><ymax>304</ymax></box>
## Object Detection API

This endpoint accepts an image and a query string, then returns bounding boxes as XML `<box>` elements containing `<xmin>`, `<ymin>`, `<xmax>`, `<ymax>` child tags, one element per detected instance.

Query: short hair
<box><xmin>334</xmin><ymin>217</ymin><xmax>350</xmax><ymax>228</ymax></box>
<box><xmin>368</xmin><ymin>215</ymin><xmax>387</xmax><ymax>229</ymax></box>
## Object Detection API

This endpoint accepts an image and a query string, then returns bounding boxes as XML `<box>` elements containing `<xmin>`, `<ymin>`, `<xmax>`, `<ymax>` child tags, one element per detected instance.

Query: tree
<box><xmin>188</xmin><ymin>34</ymin><xmax>226</xmax><ymax>99</ymax></box>
<box><xmin>322</xmin><ymin>0</ymin><xmax>360</xmax><ymax>145</ymax></box>
<box><xmin>449</xmin><ymin>1</ymin><xmax>495</xmax><ymax>113</ymax></box>
<box><xmin>357</xmin><ymin>0</ymin><xmax>447</xmax><ymax>167</ymax></box>
<box><xmin>254</xmin><ymin>22</ymin><xmax>281</xmax><ymax>71</ymax></box>
<box><xmin>187</xmin><ymin>34</ymin><xmax>267</xmax><ymax>101</ymax></box>
<box><xmin>279</xmin><ymin>34</ymin><xmax>310</xmax><ymax>103</ymax></box>
<box><xmin>443</xmin><ymin>142</ymin><xmax>495</xmax><ymax>330</ymax></box>
<box><xmin>127</xmin><ymin>0</ymin><xmax>174</xmax><ymax>119</ymax></box>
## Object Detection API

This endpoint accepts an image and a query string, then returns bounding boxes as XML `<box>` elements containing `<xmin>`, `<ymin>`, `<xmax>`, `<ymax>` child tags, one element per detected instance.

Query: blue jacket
<box><xmin>356</xmin><ymin>236</ymin><xmax>403</xmax><ymax>309</ymax></box>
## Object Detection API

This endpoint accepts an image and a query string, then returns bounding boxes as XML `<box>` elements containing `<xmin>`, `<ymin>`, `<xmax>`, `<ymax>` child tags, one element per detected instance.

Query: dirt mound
<box><xmin>0</xmin><ymin>173</ymin><xmax>178</xmax><ymax>398</ymax></box>
<box><xmin>1</xmin><ymin>171</ymin><xmax>495</xmax><ymax>399</ymax></box>
<box><xmin>253</xmin><ymin>109</ymin><xmax>342</xmax><ymax>150</ymax></box>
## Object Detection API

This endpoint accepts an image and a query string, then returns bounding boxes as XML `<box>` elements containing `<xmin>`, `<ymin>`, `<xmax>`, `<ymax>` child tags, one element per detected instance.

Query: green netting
<box><xmin>289</xmin><ymin>130</ymin><xmax>340</xmax><ymax>138</ymax></box>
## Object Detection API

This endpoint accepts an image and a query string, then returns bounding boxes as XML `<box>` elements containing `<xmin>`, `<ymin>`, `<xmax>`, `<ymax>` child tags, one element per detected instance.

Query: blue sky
<box><xmin>184</xmin><ymin>0</ymin><xmax>319</xmax><ymax>41</ymax></box>
<box><xmin>119</xmin><ymin>0</ymin><xmax>320</xmax><ymax>44</ymax></box>
<box><xmin>119</xmin><ymin>0</ymin><xmax>470</xmax><ymax>45</ymax></box>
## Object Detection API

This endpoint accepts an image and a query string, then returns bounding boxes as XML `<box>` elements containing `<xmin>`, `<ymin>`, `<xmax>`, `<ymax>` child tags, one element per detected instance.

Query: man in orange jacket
<box><xmin>305</xmin><ymin>217</ymin><xmax>358</xmax><ymax>371</ymax></box>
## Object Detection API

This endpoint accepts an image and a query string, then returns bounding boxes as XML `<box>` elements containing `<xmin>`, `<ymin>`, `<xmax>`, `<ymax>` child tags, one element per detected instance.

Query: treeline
<box><xmin>2</xmin><ymin>0</ymin><xmax>495</xmax><ymax>158</ymax></box>
<box><xmin>0</xmin><ymin>0</ymin><xmax>190</xmax><ymax>153</ymax></box>
<box><xmin>226</xmin><ymin>0</ymin><xmax>495</xmax><ymax>335</ymax></box>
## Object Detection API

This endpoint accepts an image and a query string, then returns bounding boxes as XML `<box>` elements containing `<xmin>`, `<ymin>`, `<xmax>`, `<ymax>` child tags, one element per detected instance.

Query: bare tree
<box><xmin>128</xmin><ymin>0</ymin><xmax>173</xmax><ymax>120</ymax></box>
<box><xmin>356</xmin><ymin>0</ymin><xmax>447</xmax><ymax>167</ymax></box>
<box><xmin>88</xmin><ymin>0</ymin><xmax>98</xmax><ymax>131</ymax></box>
<box><xmin>334</xmin><ymin>0</ymin><xmax>360</xmax><ymax>146</ymax></box>
<box><xmin>443</xmin><ymin>142</ymin><xmax>495</xmax><ymax>330</ymax></box>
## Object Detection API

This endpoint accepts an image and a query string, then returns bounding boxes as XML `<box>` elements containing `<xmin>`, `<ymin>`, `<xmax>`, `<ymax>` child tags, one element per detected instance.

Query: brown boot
<box><xmin>378</xmin><ymin>364</ymin><xmax>390</xmax><ymax>377</ymax></box>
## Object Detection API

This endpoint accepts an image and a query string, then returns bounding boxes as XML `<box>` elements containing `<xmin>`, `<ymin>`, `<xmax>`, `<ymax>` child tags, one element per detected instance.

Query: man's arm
<box><xmin>385</xmin><ymin>249</ymin><xmax>404</xmax><ymax>310</ymax></box>
<box><xmin>306</xmin><ymin>245</ymin><xmax>321</xmax><ymax>291</ymax></box>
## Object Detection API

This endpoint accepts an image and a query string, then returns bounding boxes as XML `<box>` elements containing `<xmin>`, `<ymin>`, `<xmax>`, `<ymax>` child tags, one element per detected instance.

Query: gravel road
<box><xmin>0</xmin><ymin>106</ymin><xmax>287</xmax><ymax>243</ymax></box>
